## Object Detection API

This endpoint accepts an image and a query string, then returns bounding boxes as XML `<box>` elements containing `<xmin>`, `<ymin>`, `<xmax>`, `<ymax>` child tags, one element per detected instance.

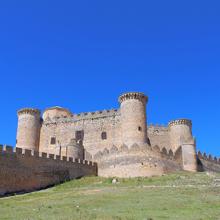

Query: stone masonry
<box><xmin>0</xmin><ymin>145</ymin><xmax>97</xmax><ymax>196</ymax></box>
<box><xmin>14</xmin><ymin>92</ymin><xmax>219</xmax><ymax>178</ymax></box>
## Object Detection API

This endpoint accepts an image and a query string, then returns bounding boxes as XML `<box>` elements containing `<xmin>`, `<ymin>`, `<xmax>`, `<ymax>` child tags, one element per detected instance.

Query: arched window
<box><xmin>138</xmin><ymin>126</ymin><xmax>142</xmax><ymax>131</ymax></box>
<box><xmin>101</xmin><ymin>132</ymin><xmax>107</xmax><ymax>140</ymax></box>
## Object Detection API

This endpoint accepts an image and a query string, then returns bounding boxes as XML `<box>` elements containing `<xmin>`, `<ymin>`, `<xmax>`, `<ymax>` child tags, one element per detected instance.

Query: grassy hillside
<box><xmin>0</xmin><ymin>172</ymin><xmax>220</xmax><ymax>220</ymax></box>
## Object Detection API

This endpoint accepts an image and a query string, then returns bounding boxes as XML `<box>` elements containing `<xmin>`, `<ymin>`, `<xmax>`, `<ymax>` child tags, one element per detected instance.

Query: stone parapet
<box><xmin>197</xmin><ymin>151</ymin><xmax>220</xmax><ymax>173</ymax></box>
<box><xmin>73</xmin><ymin>109</ymin><xmax>119</xmax><ymax>120</ymax></box>
<box><xmin>148</xmin><ymin>124</ymin><xmax>168</xmax><ymax>128</ymax></box>
<box><xmin>93</xmin><ymin>144</ymin><xmax>176</xmax><ymax>163</ymax></box>
<box><xmin>168</xmin><ymin>119</ymin><xmax>192</xmax><ymax>128</ymax></box>
<box><xmin>0</xmin><ymin>145</ymin><xmax>97</xmax><ymax>167</ymax></box>
<box><xmin>118</xmin><ymin>92</ymin><xmax>148</xmax><ymax>104</ymax></box>
<box><xmin>17</xmin><ymin>108</ymin><xmax>41</xmax><ymax>116</ymax></box>
<box><xmin>43</xmin><ymin>109</ymin><xmax>119</xmax><ymax>125</ymax></box>
<box><xmin>197</xmin><ymin>151</ymin><xmax>220</xmax><ymax>164</ymax></box>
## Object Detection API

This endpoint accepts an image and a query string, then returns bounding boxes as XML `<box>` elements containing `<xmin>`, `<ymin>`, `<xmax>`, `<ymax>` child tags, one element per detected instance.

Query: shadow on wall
<box><xmin>197</xmin><ymin>151</ymin><xmax>220</xmax><ymax>173</ymax></box>
<box><xmin>0</xmin><ymin>145</ymin><xmax>97</xmax><ymax>197</ymax></box>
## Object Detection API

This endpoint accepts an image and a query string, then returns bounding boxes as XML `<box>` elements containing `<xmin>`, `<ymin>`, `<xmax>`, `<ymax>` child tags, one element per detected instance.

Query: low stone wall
<box><xmin>0</xmin><ymin>145</ymin><xmax>97</xmax><ymax>196</ymax></box>
<box><xmin>197</xmin><ymin>151</ymin><xmax>220</xmax><ymax>172</ymax></box>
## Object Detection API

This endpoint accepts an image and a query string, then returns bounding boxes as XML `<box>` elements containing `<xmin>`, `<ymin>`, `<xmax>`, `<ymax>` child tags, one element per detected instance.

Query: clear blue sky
<box><xmin>0</xmin><ymin>1</ymin><xmax>219</xmax><ymax>156</ymax></box>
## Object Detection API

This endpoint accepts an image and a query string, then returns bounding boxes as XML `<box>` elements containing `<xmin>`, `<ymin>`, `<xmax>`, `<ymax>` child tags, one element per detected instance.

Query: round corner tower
<box><xmin>168</xmin><ymin>119</ymin><xmax>194</xmax><ymax>152</ymax></box>
<box><xmin>119</xmin><ymin>92</ymin><xmax>148</xmax><ymax>147</ymax></box>
<box><xmin>169</xmin><ymin>119</ymin><xmax>197</xmax><ymax>172</ymax></box>
<box><xmin>16</xmin><ymin>108</ymin><xmax>41</xmax><ymax>151</ymax></box>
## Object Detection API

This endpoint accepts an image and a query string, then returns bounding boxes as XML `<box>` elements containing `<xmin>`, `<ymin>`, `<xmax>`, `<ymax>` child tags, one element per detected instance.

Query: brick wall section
<box><xmin>0</xmin><ymin>145</ymin><xmax>97</xmax><ymax>196</ymax></box>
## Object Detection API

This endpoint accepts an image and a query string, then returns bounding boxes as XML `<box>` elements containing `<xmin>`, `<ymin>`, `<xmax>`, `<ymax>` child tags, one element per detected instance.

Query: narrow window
<box><xmin>101</xmin><ymin>132</ymin><xmax>107</xmax><ymax>140</ymax></box>
<box><xmin>50</xmin><ymin>137</ymin><xmax>56</xmax><ymax>145</ymax></box>
<box><xmin>75</xmin><ymin>130</ymin><xmax>84</xmax><ymax>141</ymax></box>
<box><xmin>138</xmin><ymin>126</ymin><xmax>142</xmax><ymax>131</ymax></box>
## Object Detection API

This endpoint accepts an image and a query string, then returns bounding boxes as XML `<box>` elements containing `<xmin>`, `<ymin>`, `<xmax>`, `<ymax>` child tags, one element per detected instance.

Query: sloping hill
<box><xmin>0</xmin><ymin>172</ymin><xmax>220</xmax><ymax>220</ymax></box>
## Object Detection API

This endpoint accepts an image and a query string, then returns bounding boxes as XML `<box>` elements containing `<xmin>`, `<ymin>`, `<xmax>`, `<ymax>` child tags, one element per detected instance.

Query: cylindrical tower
<box><xmin>119</xmin><ymin>92</ymin><xmax>148</xmax><ymax>147</ymax></box>
<box><xmin>16</xmin><ymin>108</ymin><xmax>41</xmax><ymax>151</ymax></box>
<box><xmin>168</xmin><ymin>119</ymin><xmax>194</xmax><ymax>152</ymax></box>
<box><xmin>168</xmin><ymin>119</ymin><xmax>197</xmax><ymax>172</ymax></box>
<box><xmin>66</xmin><ymin>138</ymin><xmax>84</xmax><ymax>160</ymax></box>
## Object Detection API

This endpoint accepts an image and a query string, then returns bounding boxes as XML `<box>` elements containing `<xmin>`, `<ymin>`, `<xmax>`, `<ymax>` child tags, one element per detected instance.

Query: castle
<box><xmin>16</xmin><ymin>92</ymin><xmax>198</xmax><ymax>177</ymax></box>
<box><xmin>1</xmin><ymin>91</ymin><xmax>220</xmax><ymax>196</ymax></box>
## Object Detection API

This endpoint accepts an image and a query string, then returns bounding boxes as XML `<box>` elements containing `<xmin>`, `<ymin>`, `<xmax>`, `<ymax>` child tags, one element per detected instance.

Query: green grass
<box><xmin>0</xmin><ymin>172</ymin><xmax>220</xmax><ymax>220</ymax></box>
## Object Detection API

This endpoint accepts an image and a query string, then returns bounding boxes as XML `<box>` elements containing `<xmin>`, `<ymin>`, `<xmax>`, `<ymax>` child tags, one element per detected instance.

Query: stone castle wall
<box><xmin>93</xmin><ymin>144</ymin><xmax>220</xmax><ymax>177</ymax></box>
<box><xmin>17</xmin><ymin>93</ymin><xmax>196</xmax><ymax>162</ymax></box>
<box><xmin>0</xmin><ymin>145</ymin><xmax>97</xmax><ymax>196</ymax></box>
<box><xmin>39</xmin><ymin>114</ymin><xmax>175</xmax><ymax>158</ymax></box>
<box><xmin>197</xmin><ymin>151</ymin><xmax>220</xmax><ymax>173</ymax></box>
<box><xmin>93</xmin><ymin>144</ymin><xmax>182</xmax><ymax>177</ymax></box>
<box><xmin>39</xmin><ymin>109</ymin><xmax>122</xmax><ymax>156</ymax></box>
<box><xmin>148</xmin><ymin>125</ymin><xmax>170</xmax><ymax>150</ymax></box>
<box><xmin>15</xmin><ymin>92</ymin><xmax>202</xmax><ymax>177</ymax></box>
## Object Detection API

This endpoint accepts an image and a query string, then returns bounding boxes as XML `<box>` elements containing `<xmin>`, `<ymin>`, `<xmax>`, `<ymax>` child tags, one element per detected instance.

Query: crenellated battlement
<box><xmin>0</xmin><ymin>145</ymin><xmax>97</xmax><ymax>167</ymax></box>
<box><xmin>17</xmin><ymin>108</ymin><xmax>41</xmax><ymax>116</ymax></box>
<box><xmin>73</xmin><ymin>109</ymin><xmax>119</xmax><ymax>120</ymax></box>
<box><xmin>197</xmin><ymin>151</ymin><xmax>220</xmax><ymax>173</ymax></box>
<box><xmin>43</xmin><ymin>108</ymin><xmax>120</xmax><ymax>125</ymax></box>
<box><xmin>148</xmin><ymin>124</ymin><xmax>169</xmax><ymax>134</ymax></box>
<box><xmin>148</xmin><ymin>123</ymin><xmax>168</xmax><ymax>128</ymax></box>
<box><xmin>93</xmin><ymin>144</ymin><xmax>175</xmax><ymax>162</ymax></box>
<box><xmin>118</xmin><ymin>92</ymin><xmax>148</xmax><ymax>103</ymax></box>
<box><xmin>197</xmin><ymin>151</ymin><xmax>220</xmax><ymax>164</ymax></box>
<box><xmin>168</xmin><ymin>119</ymin><xmax>192</xmax><ymax>128</ymax></box>
<box><xmin>0</xmin><ymin>144</ymin><xmax>97</xmax><ymax>196</ymax></box>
